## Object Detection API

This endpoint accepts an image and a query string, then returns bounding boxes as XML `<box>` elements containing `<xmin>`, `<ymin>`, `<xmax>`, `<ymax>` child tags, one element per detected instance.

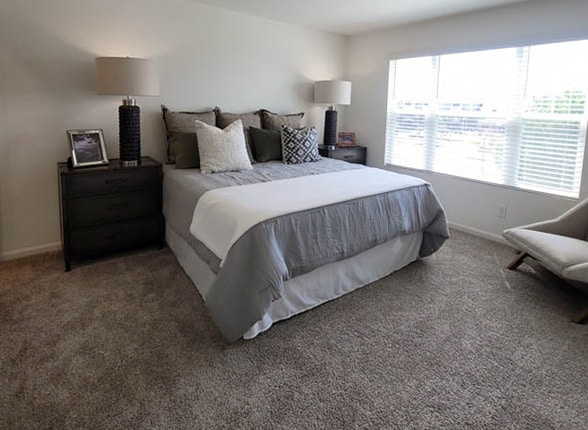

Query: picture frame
<box><xmin>338</xmin><ymin>132</ymin><xmax>356</xmax><ymax>147</ymax></box>
<box><xmin>67</xmin><ymin>129</ymin><xmax>109</xmax><ymax>168</ymax></box>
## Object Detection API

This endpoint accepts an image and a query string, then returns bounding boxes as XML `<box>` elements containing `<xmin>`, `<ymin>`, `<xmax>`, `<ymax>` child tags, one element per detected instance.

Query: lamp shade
<box><xmin>95</xmin><ymin>57</ymin><xmax>159</xmax><ymax>96</ymax></box>
<box><xmin>314</xmin><ymin>80</ymin><xmax>351</xmax><ymax>105</ymax></box>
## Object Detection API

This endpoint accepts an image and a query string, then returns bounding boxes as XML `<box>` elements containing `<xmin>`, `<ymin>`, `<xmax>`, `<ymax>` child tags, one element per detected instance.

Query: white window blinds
<box><xmin>385</xmin><ymin>40</ymin><xmax>588</xmax><ymax>198</ymax></box>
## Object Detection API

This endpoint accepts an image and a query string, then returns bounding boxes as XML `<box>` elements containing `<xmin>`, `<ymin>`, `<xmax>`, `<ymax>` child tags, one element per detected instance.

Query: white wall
<box><xmin>0</xmin><ymin>0</ymin><xmax>346</xmax><ymax>259</ymax></box>
<box><xmin>347</xmin><ymin>0</ymin><xmax>588</xmax><ymax>241</ymax></box>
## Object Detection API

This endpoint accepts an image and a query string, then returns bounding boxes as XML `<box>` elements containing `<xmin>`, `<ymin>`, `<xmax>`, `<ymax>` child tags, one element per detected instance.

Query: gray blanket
<box><xmin>163</xmin><ymin>159</ymin><xmax>449</xmax><ymax>341</ymax></box>
<box><xmin>163</xmin><ymin>159</ymin><xmax>363</xmax><ymax>273</ymax></box>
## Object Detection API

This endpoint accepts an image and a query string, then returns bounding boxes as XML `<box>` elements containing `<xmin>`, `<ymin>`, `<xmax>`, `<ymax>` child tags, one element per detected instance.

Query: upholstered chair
<box><xmin>503</xmin><ymin>198</ymin><xmax>588</xmax><ymax>323</ymax></box>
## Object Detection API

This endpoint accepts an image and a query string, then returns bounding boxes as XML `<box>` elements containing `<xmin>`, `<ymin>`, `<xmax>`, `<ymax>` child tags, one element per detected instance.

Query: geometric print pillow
<box><xmin>281</xmin><ymin>126</ymin><xmax>320</xmax><ymax>164</ymax></box>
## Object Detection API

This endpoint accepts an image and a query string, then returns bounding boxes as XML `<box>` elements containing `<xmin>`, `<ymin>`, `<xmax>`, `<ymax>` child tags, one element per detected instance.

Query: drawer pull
<box><xmin>343</xmin><ymin>155</ymin><xmax>353</xmax><ymax>160</ymax></box>
<box><xmin>105</xmin><ymin>202</ymin><xmax>129</xmax><ymax>211</ymax></box>
<box><xmin>104</xmin><ymin>178</ymin><xmax>127</xmax><ymax>185</ymax></box>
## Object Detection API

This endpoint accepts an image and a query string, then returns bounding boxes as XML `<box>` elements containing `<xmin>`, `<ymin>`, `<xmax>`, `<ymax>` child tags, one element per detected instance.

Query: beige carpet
<box><xmin>1</xmin><ymin>230</ymin><xmax>587</xmax><ymax>429</ymax></box>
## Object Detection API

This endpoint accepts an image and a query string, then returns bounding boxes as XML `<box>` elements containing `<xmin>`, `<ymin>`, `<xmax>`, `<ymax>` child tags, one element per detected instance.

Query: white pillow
<box><xmin>195</xmin><ymin>119</ymin><xmax>253</xmax><ymax>174</ymax></box>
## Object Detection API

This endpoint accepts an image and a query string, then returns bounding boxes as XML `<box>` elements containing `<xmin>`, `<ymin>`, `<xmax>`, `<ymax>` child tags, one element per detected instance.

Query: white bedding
<box><xmin>189</xmin><ymin>167</ymin><xmax>426</xmax><ymax>262</ymax></box>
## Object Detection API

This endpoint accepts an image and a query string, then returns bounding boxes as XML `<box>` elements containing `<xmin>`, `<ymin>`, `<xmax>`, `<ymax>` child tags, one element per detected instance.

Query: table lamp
<box><xmin>314</xmin><ymin>80</ymin><xmax>351</xmax><ymax>148</ymax></box>
<box><xmin>96</xmin><ymin>57</ymin><xmax>159</xmax><ymax>166</ymax></box>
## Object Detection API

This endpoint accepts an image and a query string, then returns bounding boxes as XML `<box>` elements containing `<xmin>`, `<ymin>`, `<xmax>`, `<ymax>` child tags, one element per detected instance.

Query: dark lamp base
<box><xmin>323</xmin><ymin>109</ymin><xmax>338</xmax><ymax>147</ymax></box>
<box><xmin>119</xmin><ymin>104</ymin><xmax>141</xmax><ymax>165</ymax></box>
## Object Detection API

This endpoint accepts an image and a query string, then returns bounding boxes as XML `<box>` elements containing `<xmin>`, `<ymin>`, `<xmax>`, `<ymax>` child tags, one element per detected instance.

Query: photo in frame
<box><xmin>67</xmin><ymin>129</ymin><xmax>109</xmax><ymax>168</ymax></box>
<box><xmin>338</xmin><ymin>132</ymin><xmax>356</xmax><ymax>147</ymax></box>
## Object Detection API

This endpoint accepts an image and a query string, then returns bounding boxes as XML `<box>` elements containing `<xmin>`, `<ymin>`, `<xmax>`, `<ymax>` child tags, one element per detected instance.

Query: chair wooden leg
<box><xmin>506</xmin><ymin>252</ymin><xmax>528</xmax><ymax>270</ymax></box>
<box><xmin>573</xmin><ymin>307</ymin><xmax>588</xmax><ymax>324</ymax></box>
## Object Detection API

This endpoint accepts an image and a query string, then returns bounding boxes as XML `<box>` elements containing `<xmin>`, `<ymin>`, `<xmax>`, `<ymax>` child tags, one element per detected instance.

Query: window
<box><xmin>385</xmin><ymin>40</ymin><xmax>588</xmax><ymax>198</ymax></box>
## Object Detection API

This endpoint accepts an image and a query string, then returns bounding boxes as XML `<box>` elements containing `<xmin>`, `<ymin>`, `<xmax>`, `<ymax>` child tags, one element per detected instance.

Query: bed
<box><xmin>162</xmin><ymin>157</ymin><xmax>449</xmax><ymax>341</ymax></box>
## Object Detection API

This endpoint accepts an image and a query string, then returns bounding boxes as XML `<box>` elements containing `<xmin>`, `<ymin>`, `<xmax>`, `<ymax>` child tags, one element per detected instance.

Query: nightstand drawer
<box><xmin>68</xmin><ymin>191</ymin><xmax>160</xmax><ymax>229</ymax></box>
<box><xmin>69</xmin><ymin>216</ymin><xmax>161</xmax><ymax>257</ymax></box>
<box><xmin>330</xmin><ymin>148</ymin><xmax>365</xmax><ymax>164</ymax></box>
<box><xmin>64</xmin><ymin>168</ymin><xmax>158</xmax><ymax>197</ymax></box>
<box><xmin>319</xmin><ymin>145</ymin><xmax>367</xmax><ymax>165</ymax></box>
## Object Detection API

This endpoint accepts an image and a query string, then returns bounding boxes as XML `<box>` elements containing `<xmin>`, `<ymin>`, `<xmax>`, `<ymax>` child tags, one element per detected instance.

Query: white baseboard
<box><xmin>0</xmin><ymin>242</ymin><xmax>62</xmax><ymax>262</ymax></box>
<box><xmin>0</xmin><ymin>224</ymin><xmax>506</xmax><ymax>262</ymax></box>
<box><xmin>448</xmin><ymin>222</ymin><xmax>508</xmax><ymax>245</ymax></box>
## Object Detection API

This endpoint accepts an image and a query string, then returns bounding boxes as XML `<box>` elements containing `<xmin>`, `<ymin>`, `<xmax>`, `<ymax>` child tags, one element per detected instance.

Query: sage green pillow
<box><xmin>250</xmin><ymin>127</ymin><xmax>282</xmax><ymax>162</ymax></box>
<box><xmin>171</xmin><ymin>132</ymin><xmax>200</xmax><ymax>169</ymax></box>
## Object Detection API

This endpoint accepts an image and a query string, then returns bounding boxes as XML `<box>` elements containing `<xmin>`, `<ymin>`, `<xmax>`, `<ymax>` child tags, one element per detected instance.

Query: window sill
<box><xmin>384</xmin><ymin>163</ymin><xmax>580</xmax><ymax>202</ymax></box>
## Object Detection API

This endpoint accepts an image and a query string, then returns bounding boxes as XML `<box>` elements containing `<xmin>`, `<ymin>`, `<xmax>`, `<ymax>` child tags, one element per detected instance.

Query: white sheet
<box><xmin>189</xmin><ymin>167</ymin><xmax>426</xmax><ymax>262</ymax></box>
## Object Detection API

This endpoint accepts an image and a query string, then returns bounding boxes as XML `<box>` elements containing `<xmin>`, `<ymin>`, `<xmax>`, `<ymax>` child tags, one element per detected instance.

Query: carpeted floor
<box><xmin>1</xmin><ymin>230</ymin><xmax>587</xmax><ymax>429</ymax></box>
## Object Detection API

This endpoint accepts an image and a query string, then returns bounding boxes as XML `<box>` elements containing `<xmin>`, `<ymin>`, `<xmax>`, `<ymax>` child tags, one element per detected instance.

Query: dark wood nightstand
<box><xmin>58</xmin><ymin>157</ymin><xmax>164</xmax><ymax>271</ymax></box>
<box><xmin>319</xmin><ymin>145</ymin><xmax>367</xmax><ymax>165</ymax></box>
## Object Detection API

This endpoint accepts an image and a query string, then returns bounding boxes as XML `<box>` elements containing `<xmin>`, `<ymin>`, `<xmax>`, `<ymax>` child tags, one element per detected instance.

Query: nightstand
<box><xmin>319</xmin><ymin>145</ymin><xmax>367</xmax><ymax>165</ymax></box>
<box><xmin>58</xmin><ymin>157</ymin><xmax>164</xmax><ymax>271</ymax></box>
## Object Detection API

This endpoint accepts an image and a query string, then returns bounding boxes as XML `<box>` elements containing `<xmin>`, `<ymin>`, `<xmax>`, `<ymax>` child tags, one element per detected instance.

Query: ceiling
<box><xmin>192</xmin><ymin>0</ymin><xmax>531</xmax><ymax>36</ymax></box>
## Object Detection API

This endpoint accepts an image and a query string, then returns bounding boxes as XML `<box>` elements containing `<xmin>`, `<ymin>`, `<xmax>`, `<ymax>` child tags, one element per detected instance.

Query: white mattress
<box><xmin>166</xmin><ymin>223</ymin><xmax>423</xmax><ymax>339</ymax></box>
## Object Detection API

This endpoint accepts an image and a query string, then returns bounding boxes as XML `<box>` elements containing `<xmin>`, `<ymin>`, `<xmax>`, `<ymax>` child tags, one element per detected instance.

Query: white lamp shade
<box><xmin>314</xmin><ymin>80</ymin><xmax>351</xmax><ymax>105</ymax></box>
<box><xmin>96</xmin><ymin>57</ymin><xmax>159</xmax><ymax>96</ymax></box>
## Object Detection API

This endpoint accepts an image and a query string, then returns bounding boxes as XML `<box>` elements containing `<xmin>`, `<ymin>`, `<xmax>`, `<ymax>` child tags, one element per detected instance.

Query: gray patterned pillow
<box><xmin>217</xmin><ymin>109</ymin><xmax>261</xmax><ymax>163</ymax></box>
<box><xmin>281</xmin><ymin>126</ymin><xmax>320</xmax><ymax>164</ymax></box>
<box><xmin>261</xmin><ymin>110</ymin><xmax>304</xmax><ymax>131</ymax></box>
<box><xmin>161</xmin><ymin>104</ymin><xmax>216</xmax><ymax>163</ymax></box>
<box><xmin>195</xmin><ymin>120</ymin><xmax>253</xmax><ymax>174</ymax></box>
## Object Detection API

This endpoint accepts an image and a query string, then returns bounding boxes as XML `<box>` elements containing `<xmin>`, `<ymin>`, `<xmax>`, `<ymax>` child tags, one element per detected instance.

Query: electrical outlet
<box><xmin>498</xmin><ymin>205</ymin><xmax>508</xmax><ymax>218</ymax></box>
